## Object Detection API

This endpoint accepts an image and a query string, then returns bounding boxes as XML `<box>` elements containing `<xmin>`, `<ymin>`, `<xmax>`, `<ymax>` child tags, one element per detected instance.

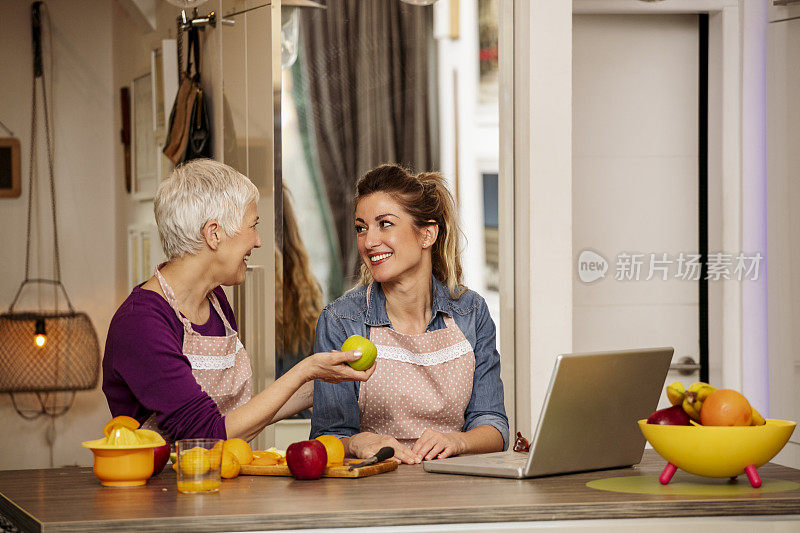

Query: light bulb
<box><xmin>34</xmin><ymin>318</ymin><xmax>47</xmax><ymax>348</ymax></box>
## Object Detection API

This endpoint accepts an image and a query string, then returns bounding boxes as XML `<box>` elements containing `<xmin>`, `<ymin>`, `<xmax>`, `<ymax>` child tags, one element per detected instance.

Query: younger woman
<box><xmin>311</xmin><ymin>164</ymin><xmax>508</xmax><ymax>463</ymax></box>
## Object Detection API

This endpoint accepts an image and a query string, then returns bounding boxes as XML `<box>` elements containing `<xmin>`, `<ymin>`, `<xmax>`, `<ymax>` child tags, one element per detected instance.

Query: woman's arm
<box><xmin>224</xmin><ymin>350</ymin><xmax>373</xmax><ymax>442</ymax></box>
<box><xmin>105</xmin><ymin>299</ymin><xmax>229</xmax><ymax>441</ymax></box>
<box><xmin>267</xmin><ymin>381</ymin><xmax>313</xmax><ymax>424</ymax></box>
<box><xmin>460</xmin><ymin>295</ymin><xmax>510</xmax><ymax>448</ymax></box>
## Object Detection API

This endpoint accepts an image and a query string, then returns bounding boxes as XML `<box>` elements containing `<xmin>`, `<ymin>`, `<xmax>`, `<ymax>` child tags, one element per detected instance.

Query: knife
<box><xmin>348</xmin><ymin>446</ymin><xmax>395</xmax><ymax>471</ymax></box>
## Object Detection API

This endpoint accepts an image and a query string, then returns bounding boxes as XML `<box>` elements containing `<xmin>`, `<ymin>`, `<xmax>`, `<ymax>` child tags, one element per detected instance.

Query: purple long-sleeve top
<box><xmin>102</xmin><ymin>285</ymin><xmax>238</xmax><ymax>442</ymax></box>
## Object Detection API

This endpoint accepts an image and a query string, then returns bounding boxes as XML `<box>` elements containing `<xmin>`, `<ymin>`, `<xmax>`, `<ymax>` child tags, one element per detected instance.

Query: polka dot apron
<box><xmin>142</xmin><ymin>266</ymin><xmax>252</xmax><ymax>437</ymax></box>
<box><xmin>358</xmin><ymin>284</ymin><xmax>475</xmax><ymax>448</ymax></box>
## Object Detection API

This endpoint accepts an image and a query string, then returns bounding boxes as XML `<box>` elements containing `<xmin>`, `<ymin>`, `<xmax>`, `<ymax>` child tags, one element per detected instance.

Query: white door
<box><xmin>572</xmin><ymin>14</ymin><xmax>700</xmax><ymax>409</ymax></box>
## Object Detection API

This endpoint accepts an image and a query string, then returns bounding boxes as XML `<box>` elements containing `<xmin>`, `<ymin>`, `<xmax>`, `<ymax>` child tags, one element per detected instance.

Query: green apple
<box><xmin>340</xmin><ymin>334</ymin><xmax>377</xmax><ymax>371</ymax></box>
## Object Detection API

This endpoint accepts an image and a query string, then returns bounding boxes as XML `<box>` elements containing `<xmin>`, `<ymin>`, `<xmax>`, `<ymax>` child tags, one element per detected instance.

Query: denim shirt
<box><xmin>311</xmin><ymin>276</ymin><xmax>509</xmax><ymax>450</ymax></box>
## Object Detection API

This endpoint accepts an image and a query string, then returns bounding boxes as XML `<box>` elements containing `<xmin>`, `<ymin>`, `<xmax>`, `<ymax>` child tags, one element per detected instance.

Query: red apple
<box><xmin>286</xmin><ymin>440</ymin><xmax>327</xmax><ymax>480</ymax></box>
<box><xmin>152</xmin><ymin>443</ymin><xmax>171</xmax><ymax>475</ymax></box>
<box><xmin>647</xmin><ymin>405</ymin><xmax>691</xmax><ymax>426</ymax></box>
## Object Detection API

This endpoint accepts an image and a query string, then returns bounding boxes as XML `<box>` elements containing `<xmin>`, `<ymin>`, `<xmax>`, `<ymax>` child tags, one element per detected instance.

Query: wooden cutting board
<box><xmin>240</xmin><ymin>458</ymin><xmax>398</xmax><ymax>478</ymax></box>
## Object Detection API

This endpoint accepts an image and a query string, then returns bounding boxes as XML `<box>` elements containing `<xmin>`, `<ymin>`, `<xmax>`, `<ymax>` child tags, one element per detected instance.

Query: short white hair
<box><xmin>154</xmin><ymin>159</ymin><xmax>260</xmax><ymax>260</ymax></box>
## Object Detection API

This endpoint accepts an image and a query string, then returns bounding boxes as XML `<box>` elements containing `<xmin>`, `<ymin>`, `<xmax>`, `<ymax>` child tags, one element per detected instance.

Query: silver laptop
<box><xmin>423</xmin><ymin>347</ymin><xmax>673</xmax><ymax>478</ymax></box>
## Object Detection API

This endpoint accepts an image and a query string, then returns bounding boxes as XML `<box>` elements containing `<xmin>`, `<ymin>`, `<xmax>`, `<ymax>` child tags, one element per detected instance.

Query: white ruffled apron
<box><xmin>141</xmin><ymin>266</ymin><xmax>252</xmax><ymax>439</ymax></box>
<box><xmin>358</xmin><ymin>284</ymin><xmax>475</xmax><ymax>448</ymax></box>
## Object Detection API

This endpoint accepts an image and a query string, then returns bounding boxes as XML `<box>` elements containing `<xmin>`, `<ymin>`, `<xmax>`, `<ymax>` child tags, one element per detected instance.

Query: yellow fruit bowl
<box><xmin>638</xmin><ymin>419</ymin><xmax>796</xmax><ymax>488</ymax></box>
<box><xmin>82</xmin><ymin>429</ymin><xmax>166</xmax><ymax>487</ymax></box>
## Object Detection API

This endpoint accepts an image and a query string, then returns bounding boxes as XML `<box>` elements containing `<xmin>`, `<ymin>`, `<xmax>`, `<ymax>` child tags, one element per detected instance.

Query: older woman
<box><xmin>102</xmin><ymin>159</ymin><xmax>373</xmax><ymax>443</ymax></box>
<box><xmin>311</xmin><ymin>164</ymin><xmax>508</xmax><ymax>464</ymax></box>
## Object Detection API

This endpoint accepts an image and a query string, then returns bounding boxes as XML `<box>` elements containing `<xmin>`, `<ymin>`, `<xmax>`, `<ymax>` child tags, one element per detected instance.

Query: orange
<box><xmin>223</xmin><ymin>438</ymin><xmax>253</xmax><ymax>466</ymax></box>
<box><xmin>208</xmin><ymin>441</ymin><xmax>224</xmax><ymax>470</ymax></box>
<box><xmin>103</xmin><ymin>415</ymin><xmax>140</xmax><ymax>437</ymax></box>
<box><xmin>180</xmin><ymin>447</ymin><xmax>211</xmax><ymax>476</ymax></box>
<box><xmin>220</xmin><ymin>451</ymin><xmax>241</xmax><ymax>479</ymax></box>
<box><xmin>315</xmin><ymin>435</ymin><xmax>345</xmax><ymax>466</ymax></box>
<box><xmin>700</xmin><ymin>389</ymin><xmax>753</xmax><ymax>426</ymax></box>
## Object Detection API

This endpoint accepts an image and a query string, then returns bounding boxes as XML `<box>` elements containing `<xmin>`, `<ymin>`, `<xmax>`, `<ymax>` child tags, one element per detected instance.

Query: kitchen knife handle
<box><xmin>374</xmin><ymin>446</ymin><xmax>394</xmax><ymax>462</ymax></box>
<box><xmin>348</xmin><ymin>446</ymin><xmax>395</xmax><ymax>470</ymax></box>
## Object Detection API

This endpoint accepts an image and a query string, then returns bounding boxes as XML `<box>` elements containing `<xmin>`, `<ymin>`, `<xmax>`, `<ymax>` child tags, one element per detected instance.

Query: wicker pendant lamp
<box><xmin>0</xmin><ymin>2</ymin><xmax>100</xmax><ymax>419</ymax></box>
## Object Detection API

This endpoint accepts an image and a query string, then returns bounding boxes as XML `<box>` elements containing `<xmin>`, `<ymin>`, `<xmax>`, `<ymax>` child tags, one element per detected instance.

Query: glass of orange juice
<box><xmin>175</xmin><ymin>438</ymin><xmax>223</xmax><ymax>494</ymax></box>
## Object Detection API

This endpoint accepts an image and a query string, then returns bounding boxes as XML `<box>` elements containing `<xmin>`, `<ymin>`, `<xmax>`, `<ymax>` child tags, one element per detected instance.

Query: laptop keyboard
<box><xmin>488</xmin><ymin>452</ymin><xmax>529</xmax><ymax>466</ymax></box>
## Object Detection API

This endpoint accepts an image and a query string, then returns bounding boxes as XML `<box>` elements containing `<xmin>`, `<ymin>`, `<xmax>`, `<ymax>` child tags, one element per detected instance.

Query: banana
<box><xmin>681</xmin><ymin>382</ymin><xmax>717</xmax><ymax>421</ymax></box>
<box><xmin>696</xmin><ymin>385</ymin><xmax>715</xmax><ymax>402</ymax></box>
<box><xmin>751</xmin><ymin>407</ymin><xmax>766</xmax><ymax>426</ymax></box>
<box><xmin>666</xmin><ymin>381</ymin><xmax>686</xmax><ymax>406</ymax></box>
<box><xmin>682</xmin><ymin>398</ymin><xmax>702</xmax><ymax>421</ymax></box>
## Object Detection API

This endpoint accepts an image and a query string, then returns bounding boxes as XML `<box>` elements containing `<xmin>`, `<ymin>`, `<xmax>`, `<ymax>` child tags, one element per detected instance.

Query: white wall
<box><xmin>766</xmin><ymin>11</ymin><xmax>800</xmax><ymax>469</ymax></box>
<box><xmin>0</xmin><ymin>0</ymin><xmax>115</xmax><ymax>469</ymax></box>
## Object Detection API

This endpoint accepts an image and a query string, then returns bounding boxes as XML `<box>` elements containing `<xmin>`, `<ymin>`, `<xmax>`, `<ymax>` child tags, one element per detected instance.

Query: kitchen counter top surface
<box><xmin>1</xmin><ymin>450</ymin><xmax>799</xmax><ymax>532</ymax></box>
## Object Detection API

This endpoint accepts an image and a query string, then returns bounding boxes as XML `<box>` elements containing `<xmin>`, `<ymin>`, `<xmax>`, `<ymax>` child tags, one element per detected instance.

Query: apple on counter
<box><xmin>152</xmin><ymin>443</ymin><xmax>171</xmax><ymax>475</ymax></box>
<box><xmin>286</xmin><ymin>440</ymin><xmax>328</xmax><ymax>480</ymax></box>
<box><xmin>341</xmin><ymin>335</ymin><xmax>377</xmax><ymax>371</ymax></box>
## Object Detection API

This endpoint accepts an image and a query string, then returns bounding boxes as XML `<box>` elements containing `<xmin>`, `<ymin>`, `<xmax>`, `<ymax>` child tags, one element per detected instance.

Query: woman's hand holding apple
<box><xmin>303</xmin><ymin>350</ymin><xmax>376</xmax><ymax>384</ymax></box>
<box><xmin>346</xmin><ymin>432</ymin><xmax>420</xmax><ymax>464</ymax></box>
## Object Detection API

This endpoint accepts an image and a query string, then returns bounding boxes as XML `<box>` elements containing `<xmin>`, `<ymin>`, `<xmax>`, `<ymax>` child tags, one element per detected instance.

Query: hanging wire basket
<box><xmin>0</xmin><ymin>282</ymin><xmax>99</xmax><ymax>393</ymax></box>
<box><xmin>0</xmin><ymin>2</ymin><xmax>101</xmax><ymax>419</ymax></box>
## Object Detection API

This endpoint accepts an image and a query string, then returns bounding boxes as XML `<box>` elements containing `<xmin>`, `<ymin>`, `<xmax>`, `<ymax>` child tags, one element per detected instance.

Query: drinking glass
<box><xmin>175</xmin><ymin>438</ymin><xmax>223</xmax><ymax>494</ymax></box>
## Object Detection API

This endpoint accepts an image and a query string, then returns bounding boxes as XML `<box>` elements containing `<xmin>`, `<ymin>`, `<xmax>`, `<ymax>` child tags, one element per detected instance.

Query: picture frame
<box><xmin>127</xmin><ymin>225</ymin><xmax>164</xmax><ymax>288</ymax></box>
<box><xmin>152</xmin><ymin>39</ymin><xmax>178</xmax><ymax>143</ymax></box>
<box><xmin>151</xmin><ymin>48</ymin><xmax>166</xmax><ymax>135</ymax></box>
<box><xmin>0</xmin><ymin>137</ymin><xmax>21</xmax><ymax>199</ymax></box>
<box><xmin>131</xmin><ymin>72</ymin><xmax>157</xmax><ymax>200</ymax></box>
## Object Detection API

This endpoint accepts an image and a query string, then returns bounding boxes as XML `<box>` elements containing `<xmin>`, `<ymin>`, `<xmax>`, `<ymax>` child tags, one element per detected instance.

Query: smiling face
<box><xmin>355</xmin><ymin>192</ymin><xmax>434</xmax><ymax>285</ymax></box>
<box><xmin>216</xmin><ymin>201</ymin><xmax>261</xmax><ymax>286</ymax></box>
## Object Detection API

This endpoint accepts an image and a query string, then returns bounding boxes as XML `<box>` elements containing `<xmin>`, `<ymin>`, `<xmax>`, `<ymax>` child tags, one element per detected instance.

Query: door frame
<box><xmin>507</xmin><ymin>0</ymin><xmax>746</xmax><ymax>436</ymax></box>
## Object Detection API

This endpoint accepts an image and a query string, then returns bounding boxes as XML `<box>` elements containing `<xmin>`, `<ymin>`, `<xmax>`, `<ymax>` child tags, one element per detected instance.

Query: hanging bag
<box><xmin>163</xmin><ymin>27</ymin><xmax>198</xmax><ymax>164</ymax></box>
<box><xmin>183</xmin><ymin>28</ymin><xmax>212</xmax><ymax>161</ymax></box>
<box><xmin>163</xmin><ymin>27</ymin><xmax>210</xmax><ymax>164</ymax></box>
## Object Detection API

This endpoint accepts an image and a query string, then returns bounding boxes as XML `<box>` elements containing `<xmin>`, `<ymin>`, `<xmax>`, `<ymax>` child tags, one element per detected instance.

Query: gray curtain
<box><xmin>296</xmin><ymin>0</ymin><xmax>439</xmax><ymax>286</ymax></box>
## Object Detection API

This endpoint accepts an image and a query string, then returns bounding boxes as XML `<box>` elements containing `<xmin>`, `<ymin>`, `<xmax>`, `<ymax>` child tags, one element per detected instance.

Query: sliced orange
<box><xmin>252</xmin><ymin>451</ymin><xmax>283</xmax><ymax>460</ymax></box>
<box><xmin>250</xmin><ymin>455</ymin><xmax>281</xmax><ymax>466</ymax></box>
<box><xmin>221</xmin><ymin>451</ymin><xmax>241</xmax><ymax>479</ymax></box>
<box><xmin>103</xmin><ymin>415</ymin><xmax>140</xmax><ymax>437</ymax></box>
<box><xmin>180</xmin><ymin>447</ymin><xmax>211</xmax><ymax>476</ymax></box>
<box><xmin>223</xmin><ymin>438</ymin><xmax>253</xmax><ymax>466</ymax></box>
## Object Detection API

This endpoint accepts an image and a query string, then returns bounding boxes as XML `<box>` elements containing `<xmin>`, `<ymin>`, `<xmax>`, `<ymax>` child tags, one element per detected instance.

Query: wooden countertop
<box><xmin>1</xmin><ymin>451</ymin><xmax>799</xmax><ymax>532</ymax></box>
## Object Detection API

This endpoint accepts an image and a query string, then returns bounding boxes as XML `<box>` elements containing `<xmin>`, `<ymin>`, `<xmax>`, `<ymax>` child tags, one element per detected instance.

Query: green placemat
<box><xmin>587</xmin><ymin>475</ymin><xmax>800</xmax><ymax>496</ymax></box>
